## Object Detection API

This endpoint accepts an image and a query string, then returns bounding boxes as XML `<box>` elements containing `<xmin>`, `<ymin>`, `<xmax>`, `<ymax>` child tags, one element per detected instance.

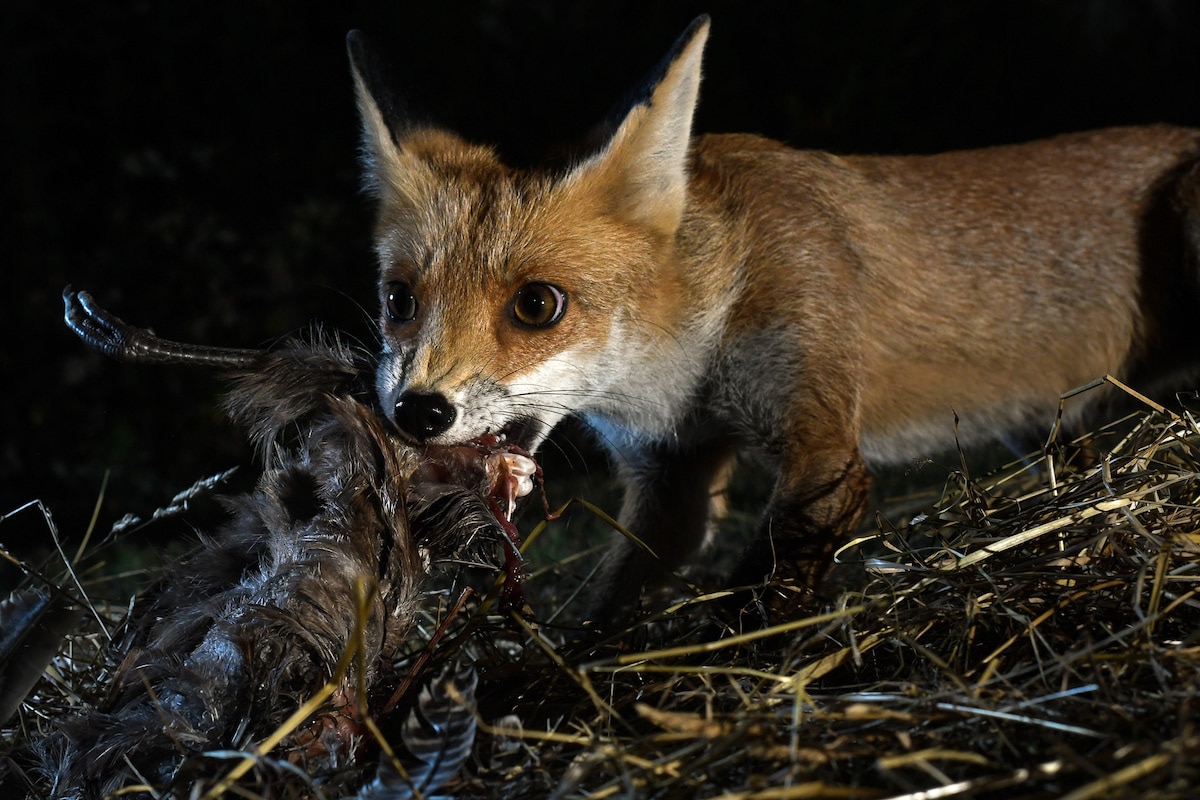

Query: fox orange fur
<box><xmin>348</xmin><ymin>17</ymin><xmax>1200</xmax><ymax>619</ymax></box>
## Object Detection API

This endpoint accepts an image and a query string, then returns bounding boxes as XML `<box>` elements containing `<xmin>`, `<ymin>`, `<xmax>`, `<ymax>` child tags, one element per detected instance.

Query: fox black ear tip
<box><xmin>346</xmin><ymin>29</ymin><xmax>367</xmax><ymax>57</ymax></box>
<box><xmin>672</xmin><ymin>15</ymin><xmax>710</xmax><ymax>52</ymax></box>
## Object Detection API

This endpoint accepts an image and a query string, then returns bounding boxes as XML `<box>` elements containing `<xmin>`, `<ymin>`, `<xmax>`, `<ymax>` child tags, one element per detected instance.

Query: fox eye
<box><xmin>512</xmin><ymin>283</ymin><xmax>567</xmax><ymax>328</ymax></box>
<box><xmin>384</xmin><ymin>281</ymin><xmax>417</xmax><ymax>323</ymax></box>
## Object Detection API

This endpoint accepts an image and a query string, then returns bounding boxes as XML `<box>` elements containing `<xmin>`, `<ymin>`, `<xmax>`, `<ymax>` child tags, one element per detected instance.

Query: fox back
<box><xmin>349</xmin><ymin>17</ymin><xmax>1200</xmax><ymax>620</ymax></box>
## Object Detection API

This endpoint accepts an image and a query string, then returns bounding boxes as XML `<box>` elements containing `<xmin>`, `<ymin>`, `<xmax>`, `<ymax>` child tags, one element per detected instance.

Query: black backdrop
<box><xmin>5</xmin><ymin>1</ymin><xmax>1200</xmax><ymax>579</ymax></box>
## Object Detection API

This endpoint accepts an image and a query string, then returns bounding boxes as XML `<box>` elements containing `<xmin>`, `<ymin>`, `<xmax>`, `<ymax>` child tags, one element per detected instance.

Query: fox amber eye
<box><xmin>384</xmin><ymin>281</ymin><xmax>417</xmax><ymax>323</ymax></box>
<box><xmin>512</xmin><ymin>283</ymin><xmax>567</xmax><ymax>328</ymax></box>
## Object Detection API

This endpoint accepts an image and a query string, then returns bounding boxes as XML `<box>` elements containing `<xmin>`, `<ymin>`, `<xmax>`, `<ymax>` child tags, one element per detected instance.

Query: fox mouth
<box><xmin>469</xmin><ymin>415</ymin><xmax>542</xmax><ymax>455</ymax></box>
<box><xmin>411</xmin><ymin>415</ymin><xmax>544</xmax><ymax>612</ymax></box>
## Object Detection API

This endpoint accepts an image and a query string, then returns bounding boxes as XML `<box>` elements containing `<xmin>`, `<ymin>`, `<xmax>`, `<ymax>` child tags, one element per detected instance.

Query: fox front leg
<box><xmin>729</xmin><ymin>439</ymin><xmax>871</xmax><ymax>620</ymax></box>
<box><xmin>588</xmin><ymin>436</ymin><xmax>739</xmax><ymax>624</ymax></box>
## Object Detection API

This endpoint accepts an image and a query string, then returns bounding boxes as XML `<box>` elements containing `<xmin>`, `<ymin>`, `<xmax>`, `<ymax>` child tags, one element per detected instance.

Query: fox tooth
<box><xmin>502</xmin><ymin>454</ymin><xmax>536</xmax><ymax>499</ymax></box>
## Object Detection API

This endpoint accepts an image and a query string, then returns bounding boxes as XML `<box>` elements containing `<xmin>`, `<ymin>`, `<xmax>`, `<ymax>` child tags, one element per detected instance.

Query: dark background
<box><xmin>4</xmin><ymin>1</ymin><xmax>1200</xmax><ymax>581</ymax></box>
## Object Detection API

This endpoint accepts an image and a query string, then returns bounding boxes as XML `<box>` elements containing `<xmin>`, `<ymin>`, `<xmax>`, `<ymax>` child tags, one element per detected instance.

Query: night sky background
<box><xmin>4</xmin><ymin>1</ymin><xmax>1200</xmax><ymax>584</ymax></box>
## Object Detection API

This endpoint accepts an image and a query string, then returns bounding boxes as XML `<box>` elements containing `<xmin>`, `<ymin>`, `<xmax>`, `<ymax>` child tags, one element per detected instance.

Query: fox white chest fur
<box><xmin>350</xmin><ymin>17</ymin><xmax>1200</xmax><ymax>620</ymax></box>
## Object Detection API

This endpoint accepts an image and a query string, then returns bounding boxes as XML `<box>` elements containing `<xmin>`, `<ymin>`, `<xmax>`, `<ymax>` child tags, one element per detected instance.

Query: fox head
<box><xmin>347</xmin><ymin>17</ymin><xmax>710</xmax><ymax>452</ymax></box>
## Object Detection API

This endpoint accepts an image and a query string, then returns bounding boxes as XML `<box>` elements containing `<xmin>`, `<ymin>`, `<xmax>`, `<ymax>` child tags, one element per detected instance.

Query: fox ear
<box><xmin>568</xmin><ymin>16</ymin><xmax>710</xmax><ymax>238</ymax></box>
<box><xmin>347</xmin><ymin>30</ymin><xmax>417</xmax><ymax>199</ymax></box>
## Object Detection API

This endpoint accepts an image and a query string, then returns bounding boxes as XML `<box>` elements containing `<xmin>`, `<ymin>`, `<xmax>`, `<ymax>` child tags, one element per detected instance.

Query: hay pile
<box><xmin>4</xmin><ymin>386</ymin><xmax>1200</xmax><ymax>798</ymax></box>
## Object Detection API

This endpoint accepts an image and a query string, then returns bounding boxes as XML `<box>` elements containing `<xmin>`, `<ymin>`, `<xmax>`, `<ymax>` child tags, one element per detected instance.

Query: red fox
<box><xmin>348</xmin><ymin>17</ymin><xmax>1200</xmax><ymax>620</ymax></box>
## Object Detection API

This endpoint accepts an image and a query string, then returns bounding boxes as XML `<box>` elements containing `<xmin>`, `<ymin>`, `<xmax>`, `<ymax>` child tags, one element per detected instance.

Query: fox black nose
<box><xmin>393</xmin><ymin>391</ymin><xmax>456</xmax><ymax>441</ymax></box>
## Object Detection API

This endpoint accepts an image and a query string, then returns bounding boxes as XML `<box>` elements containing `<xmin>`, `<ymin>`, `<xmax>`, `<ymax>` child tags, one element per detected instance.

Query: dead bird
<box><xmin>5</xmin><ymin>290</ymin><xmax>539</xmax><ymax>798</ymax></box>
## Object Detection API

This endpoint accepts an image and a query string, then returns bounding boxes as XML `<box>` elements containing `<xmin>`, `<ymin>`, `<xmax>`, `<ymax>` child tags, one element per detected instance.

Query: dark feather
<box><xmin>358</xmin><ymin>660</ymin><xmax>478</xmax><ymax>800</ymax></box>
<box><xmin>0</xmin><ymin>591</ymin><xmax>82</xmax><ymax>724</ymax></box>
